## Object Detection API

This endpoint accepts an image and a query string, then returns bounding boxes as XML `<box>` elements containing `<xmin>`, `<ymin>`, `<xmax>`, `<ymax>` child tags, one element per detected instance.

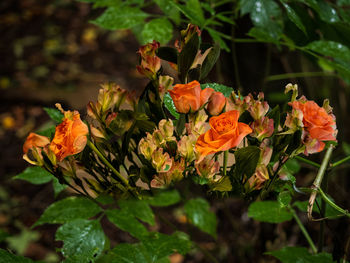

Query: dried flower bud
<box><xmin>136</xmin><ymin>40</ymin><xmax>161</xmax><ymax>80</ymax></box>
<box><xmin>158</xmin><ymin>119</ymin><xmax>175</xmax><ymax>141</ymax></box>
<box><xmin>250</xmin><ymin>117</ymin><xmax>274</xmax><ymax>141</ymax></box>
<box><xmin>158</xmin><ymin>76</ymin><xmax>174</xmax><ymax>101</ymax></box>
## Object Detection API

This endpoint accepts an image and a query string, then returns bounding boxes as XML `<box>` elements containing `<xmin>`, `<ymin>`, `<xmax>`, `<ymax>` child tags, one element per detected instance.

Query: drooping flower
<box><xmin>178</xmin><ymin>134</ymin><xmax>197</xmax><ymax>162</ymax></box>
<box><xmin>250</xmin><ymin>117</ymin><xmax>274</xmax><ymax>141</ymax></box>
<box><xmin>195</xmin><ymin>110</ymin><xmax>252</xmax><ymax>159</ymax></box>
<box><xmin>195</xmin><ymin>157</ymin><xmax>220</xmax><ymax>180</ymax></box>
<box><xmin>23</xmin><ymin>133</ymin><xmax>51</xmax><ymax>165</ymax></box>
<box><xmin>50</xmin><ymin>106</ymin><xmax>89</xmax><ymax>161</ymax></box>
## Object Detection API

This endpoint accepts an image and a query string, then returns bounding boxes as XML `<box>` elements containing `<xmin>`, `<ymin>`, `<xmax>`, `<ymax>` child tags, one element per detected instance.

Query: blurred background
<box><xmin>1</xmin><ymin>0</ymin><xmax>350</xmax><ymax>262</ymax></box>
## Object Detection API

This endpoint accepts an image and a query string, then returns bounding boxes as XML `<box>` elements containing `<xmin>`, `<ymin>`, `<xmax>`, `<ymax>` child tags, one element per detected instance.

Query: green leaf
<box><xmin>185</xmin><ymin>0</ymin><xmax>205</xmax><ymax>26</ymax></box>
<box><xmin>33</xmin><ymin>196</ymin><xmax>102</xmax><ymax>227</ymax></box>
<box><xmin>36</xmin><ymin>125</ymin><xmax>56</xmax><ymax>137</ymax></box>
<box><xmin>200</xmin><ymin>83</ymin><xmax>232</xmax><ymax>97</ymax></box>
<box><xmin>278</xmin><ymin>191</ymin><xmax>292</xmax><ymax>207</ymax></box>
<box><xmin>156</xmin><ymin>47</ymin><xmax>178</xmax><ymax>64</ymax></box>
<box><xmin>52</xmin><ymin>177</ymin><xmax>67</xmax><ymax>197</ymax></box>
<box><xmin>43</xmin><ymin>107</ymin><xmax>64</xmax><ymax>123</ymax></box>
<box><xmin>211</xmin><ymin>176</ymin><xmax>232</xmax><ymax>192</ymax></box>
<box><xmin>176</xmin><ymin>113</ymin><xmax>186</xmax><ymax>136</ymax></box>
<box><xmin>100</xmin><ymin>243</ymin><xmax>151</xmax><ymax>263</ymax></box>
<box><xmin>142</xmin><ymin>232</ymin><xmax>192</xmax><ymax>259</ymax></box>
<box><xmin>200</xmin><ymin>43</ymin><xmax>221</xmax><ymax>81</ymax></box>
<box><xmin>266</xmin><ymin>246</ymin><xmax>335</xmax><ymax>263</ymax></box>
<box><xmin>306</xmin><ymin>41</ymin><xmax>350</xmax><ymax>61</ymax></box>
<box><xmin>14</xmin><ymin>167</ymin><xmax>53</xmax><ymax>185</ymax></box>
<box><xmin>245</xmin><ymin>0</ymin><xmax>282</xmax><ymax>39</ymax></box>
<box><xmin>248</xmin><ymin>201</ymin><xmax>293</xmax><ymax>223</ymax></box>
<box><xmin>247</xmin><ymin>27</ymin><xmax>279</xmax><ymax>45</ymax></box>
<box><xmin>118</xmin><ymin>199</ymin><xmax>155</xmax><ymax>226</ymax></box>
<box><xmin>141</xmin><ymin>18</ymin><xmax>173</xmax><ymax>45</ymax></box>
<box><xmin>184</xmin><ymin>198</ymin><xmax>217</xmax><ymax>238</ymax></box>
<box><xmin>294</xmin><ymin>197</ymin><xmax>342</xmax><ymax>218</ymax></box>
<box><xmin>282</xmin><ymin>3</ymin><xmax>307</xmax><ymax>35</ymax></box>
<box><xmin>284</xmin><ymin>159</ymin><xmax>301</xmax><ymax>174</ymax></box>
<box><xmin>163</xmin><ymin>93</ymin><xmax>179</xmax><ymax>119</ymax></box>
<box><xmin>56</xmin><ymin>219</ymin><xmax>105</xmax><ymax>262</ymax></box>
<box><xmin>171</xmin><ymin>1</ymin><xmax>204</xmax><ymax>26</ymax></box>
<box><xmin>105</xmin><ymin>209</ymin><xmax>149</xmax><ymax>239</ymax></box>
<box><xmin>0</xmin><ymin>249</ymin><xmax>36</xmax><ymax>263</ymax></box>
<box><xmin>207</xmin><ymin>28</ymin><xmax>229</xmax><ymax>51</ymax></box>
<box><xmin>92</xmin><ymin>7</ymin><xmax>148</xmax><ymax>30</ymax></box>
<box><xmin>154</xmin><ymin>0</ymin><xmax>180</xmax><ymax>25</ymax></box>
<box><xmin>146</xmin><ymin>189</ymin><xmax>181</xmax><ymax>207</ymax></box>
<box><xmin>178</xmin><ymin>33</ymin><xmax>200</xmax><ymax>83</ymax></box>
<box><xmin>318</xmin><ymin>0</ymin><xmax>340</xmax><ymax>23</ymax></box>
<box><xmin>234</xmin><ymin>146</ymin><xmax>261</xmax><ymax>181</ymax></box>
<box><xmin>101</xmin><ymin>232</ymin><xmax>191</xmax><ymax>263</ymax></box>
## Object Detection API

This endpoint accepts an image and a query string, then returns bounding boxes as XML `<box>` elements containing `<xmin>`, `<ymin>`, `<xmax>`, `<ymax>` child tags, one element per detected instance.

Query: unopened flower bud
<box><xmin>153</xmin><ymin>129</ymin><xmax>166</xmax><ymax>147</ymax></box>
<box><xmin>207</xmin><ymin>92</ymin><xmax>226</xmax><ymax>116</ymax></box>
<box><xmin>158</xmin><ymin>76</ymin><xmax>174</xmax><ymax>101</ymax></box>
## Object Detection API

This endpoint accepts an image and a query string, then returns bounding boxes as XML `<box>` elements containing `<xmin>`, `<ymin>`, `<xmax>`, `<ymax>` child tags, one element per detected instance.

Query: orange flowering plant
<box><xmin>13</xmin><ymin>24</ymin><xmax>349</xmax><ymax>263</ymax></box>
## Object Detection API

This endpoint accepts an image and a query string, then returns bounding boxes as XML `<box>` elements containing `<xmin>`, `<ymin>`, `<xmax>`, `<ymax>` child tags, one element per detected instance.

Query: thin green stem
<box><xmin>87</xmin><ymin>140</ymin><xmax>129</xmax><ymax>188</ymax></box>
<box><xmin>318</xmin><ymin>188</ymin><xmax>350</xmax><ymax>218</ymax></box>
<box><xmin>265</xmin><ymin>72</ymin><xmax>336</xmax><ymax>82</ymax></box>
<box><xmin>330</xmin><ymin>155</ymin><xmax>350</xmax><ymax>168</ymax></box>
<box><xmin>290</xmin><ymin>206</ymin><xmax>318</xmax><ymax>254</ymax></box>
<box><xmin>223</xmin><ymin>150</ymin><xmax>228</xmax><ymax>176</ymax></box>
<box><xmin>295</xmin><ymin>156</ymin><xmax>321</xmax><ymax>168</ymax></box>
<box><xmin>308</xmin><ymin>146</ymin><xmax>334</xmax><ymax>220</ymax></box>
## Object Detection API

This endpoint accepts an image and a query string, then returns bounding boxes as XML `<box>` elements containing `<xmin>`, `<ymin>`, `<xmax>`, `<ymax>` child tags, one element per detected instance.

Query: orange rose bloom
<box><xmin>290</xmin><ymin>100</ymin><xmax>336</xmax><ymax>152</ymax></box>
<box><xmin>169</xmin><ymin>80</ymin><xmax>213</xmax><ymax>113</ymax></box>
<box><xmin>50</xmin><ymin>111</ymin><xmax>89</xmax><ymax>161</ymax></box>
<box><xmin>195</xmin><ymin>110</ymin><xmax>252</xmax><ymax>157</ymax></box>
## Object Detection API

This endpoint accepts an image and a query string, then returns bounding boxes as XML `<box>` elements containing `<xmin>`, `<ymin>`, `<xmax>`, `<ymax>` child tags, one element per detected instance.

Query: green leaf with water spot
<box><xmin>118</xmin><ymin>199</ymin><xmax>155</xmax><ymax>226</ymax></box>
<box><xmin>306</xmin><ymin>41</ymin><xmax>350</xmax><ymax>61</ymax></box>
<box><xmin>146</xmin><ymin>189</ymin><xmax>181</xmax><ymax>207</ymax></box>
<box><xmin>92</xmin><ymin>6</ymin><xmax>148</xmax><ymax>30</ymax></box>
<box><xmin>56</xmin><ymin>219</ymin><xmax>105</xmax><ymax>262</ymax></box>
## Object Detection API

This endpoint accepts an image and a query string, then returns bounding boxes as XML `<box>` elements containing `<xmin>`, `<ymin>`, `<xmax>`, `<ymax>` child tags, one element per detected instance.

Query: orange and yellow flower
<box><xmin>23</xmin><ymin>132</ymin><xmax>50</xmax><ymax>165</ymax></box>
<box><xmin>50</xmin><ymin>110</ymin><xmax>89</xmax><ymax>161</ymax></box>
<box><xmin>169</xmin><ymin>80</ymin><xmax>213</xmax><ymax>113</ymax></box>
<box><xmin>195</xmin><ymin>110</ymin><xmax>252</xmax><ymax>158</ymax></box>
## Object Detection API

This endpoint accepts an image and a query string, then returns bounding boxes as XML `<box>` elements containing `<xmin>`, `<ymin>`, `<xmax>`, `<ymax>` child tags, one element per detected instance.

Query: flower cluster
<box><xmin>22</xmin><ymin>24</ymin><xmax>337</xmax><ymax>199</ymax></box>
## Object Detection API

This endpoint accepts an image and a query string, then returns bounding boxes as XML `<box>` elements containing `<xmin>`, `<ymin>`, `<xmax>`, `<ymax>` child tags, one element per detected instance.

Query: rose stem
<box><xmin>223</xmin><ymin>150</ymin><xmax>228</xmax><ymax>176</ymax></box>
<box><xmin>308</xmin><ymin>145</ymin><xmax>334</xmax><ymax>220</ymax></box>
<box><xmin>289</xmin><ymin>206</ymin><xmax>317</xmax><ymax>254</ymax></box>
<box><xmin>87</xmin><ymin>140</ymin><xmax>130</xmax><ymax>189</ymax></box>
<box><xmin>330</xmin><ymin>155</ymin><xmax>350</xmax><ymax>168</ymax></box>
<box><xmin>295</xmin><ymin>156</ymin><xmax>320</xmax><ymax>168</ymax></box>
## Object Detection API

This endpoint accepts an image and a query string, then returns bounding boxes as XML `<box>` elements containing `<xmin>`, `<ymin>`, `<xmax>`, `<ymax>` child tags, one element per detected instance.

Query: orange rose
<box><xmin>290</xmin><ymin>100</ymin><xmax>336</xmax><ymax>152</ymax></box>
<box><xmin>23</xmin><ymin>132</ymin><xmax>50</xmax><ymax>165</ymax></box>
<box><xmin>207</xmin><ymin>91</ymin><xmax>226</xmax><ymax>116</ymax></box>
<box><xmin>50</xmin><ymin>110</ymin><xmax>89</xmax><ymax>161</ymax></box>
<box><xmin>195</xmin><ymin>110</ymin><xmax>252</xmax><ymax>157</ymax></box>
<box><xmin>169</xmin><ymin>80</ymin><xmax>213</xmax><ymax>113</ymax></box>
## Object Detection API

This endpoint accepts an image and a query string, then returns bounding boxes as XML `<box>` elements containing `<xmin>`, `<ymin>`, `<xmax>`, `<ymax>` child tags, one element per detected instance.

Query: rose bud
<box><xmin>207</xmin><ymin>91</ymin><xmax>226</xmax><ymax>116</ymax></box>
